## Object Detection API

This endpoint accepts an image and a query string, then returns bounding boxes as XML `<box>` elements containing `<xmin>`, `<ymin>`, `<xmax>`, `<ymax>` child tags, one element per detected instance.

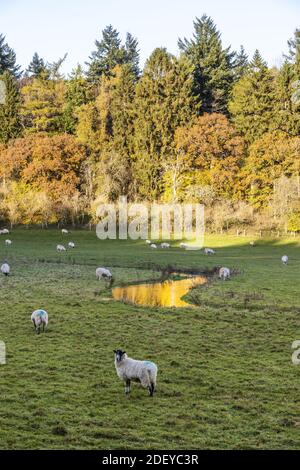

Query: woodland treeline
<box><xmin>1</xmin><ymin>15</ymin><xmax>300</xmax><ymax>232</ymax></box>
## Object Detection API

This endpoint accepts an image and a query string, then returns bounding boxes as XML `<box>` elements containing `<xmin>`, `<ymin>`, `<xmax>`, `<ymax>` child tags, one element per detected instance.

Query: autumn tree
<box><xmin>20</xmin><ymin>72</ymin><xmax>66</xmax><ymax>134</ymax></box>
<box><xmin>173</xmin><ymin>113</ymin><xmax>244</xmax><ymax>201</ymax></box>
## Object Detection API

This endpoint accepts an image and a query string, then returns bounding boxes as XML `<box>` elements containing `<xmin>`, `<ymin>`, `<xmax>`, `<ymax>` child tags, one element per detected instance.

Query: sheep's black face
<box><xmin>114</xmin><ymin>349</ymin><xmax>126</xmax><ymax>363</ymax></box>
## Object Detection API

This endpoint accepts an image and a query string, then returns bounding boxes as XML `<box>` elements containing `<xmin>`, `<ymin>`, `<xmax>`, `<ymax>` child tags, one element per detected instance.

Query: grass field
<box><xmin>0</xmin><ymin>228</ymin><xmax>300</xmax><ymax>449</ymax></box>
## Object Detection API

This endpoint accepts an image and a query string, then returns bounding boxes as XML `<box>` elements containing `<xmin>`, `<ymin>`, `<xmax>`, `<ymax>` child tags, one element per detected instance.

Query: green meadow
<box><xmin>0</xmin><ymin>228</ymin><xmax>299</xmax><ymax>449</ymax></box>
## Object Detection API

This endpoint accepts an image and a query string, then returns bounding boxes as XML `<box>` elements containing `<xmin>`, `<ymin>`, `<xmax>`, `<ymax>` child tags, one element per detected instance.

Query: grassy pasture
<box><xmin>0</xmin><ymin>228</ymin><xmax>299</xmax><ymax>449</ymax></box>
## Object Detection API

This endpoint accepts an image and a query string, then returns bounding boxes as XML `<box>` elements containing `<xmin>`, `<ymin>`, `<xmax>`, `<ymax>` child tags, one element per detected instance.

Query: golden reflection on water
<box><xmin>112</xmin><ymin>276</ymin><xmax>206</xmax><ymax>308</ymax></box>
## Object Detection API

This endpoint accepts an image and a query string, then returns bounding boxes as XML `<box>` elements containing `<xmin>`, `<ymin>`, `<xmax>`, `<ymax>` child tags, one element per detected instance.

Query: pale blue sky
<box><xmin>1</xmin><ymin>0</ymin><xmax>300</xmax><ymax>75</ymax></box>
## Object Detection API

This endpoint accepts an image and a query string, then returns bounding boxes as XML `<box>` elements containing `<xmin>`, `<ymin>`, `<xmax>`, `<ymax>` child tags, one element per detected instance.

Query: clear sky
<box><xmin>1</xmin><ymin>0</ymin><xmax>300</xmax><ymax>75</ymax></box>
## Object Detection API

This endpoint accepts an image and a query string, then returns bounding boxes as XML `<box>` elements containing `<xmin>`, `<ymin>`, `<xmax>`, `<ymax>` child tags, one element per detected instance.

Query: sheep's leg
<box><xmin>125</xmin><ymin>379</ymin><xmax>131</xmax><ymax>395</ymax></box>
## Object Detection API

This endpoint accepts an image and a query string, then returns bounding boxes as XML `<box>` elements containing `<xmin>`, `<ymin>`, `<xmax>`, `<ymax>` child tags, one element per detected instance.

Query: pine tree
<box><xmin>0</xmin><ymin>71</ymin><xmax>21</xmax><ymax>143</ymax></box>
<box><xmin>178</xmin><ymin>15</ymin><xmax>235</xmax><ymax>114</ymax></box>
<box><xmin>133</xmin><ymin>48</ymin><xmax>197</xmax><ymax>200</ymax></box>
<box><xmin>285</xmin><ymin>29</ymin><xmax>300</xmax><ymax>74</ymax></box>
<box><xmin>125</xmin><ymin>33</ymin><xmax>140</xmax><ymax>78</ymax></box>
<box><xmin>63</xmin><ymin>65</ymin><xmax>89</xmax><ymax>133</ymax></box>
<box><xmin>229</xmin><ymin>50</ymin><xmax>276</xmax><ymax>145</ymax></box>
<box><xmin>26</xmin><ymin>52</ymin><xmax>47</xmax><ymax>77</ymax></box>
<box><xmin>0</xmin><ymin>34</ymin><xmax>21</xmax><ymax>77</ymax></box>
<box><xmin>86</xmin><ymin>25</ymin><xmax>126</xmax><ymax>81</ymax></box>
<box><xmin>233</xmin><ymin>46</ymin><xmax>249</xmax><ymax>80</ymax></box>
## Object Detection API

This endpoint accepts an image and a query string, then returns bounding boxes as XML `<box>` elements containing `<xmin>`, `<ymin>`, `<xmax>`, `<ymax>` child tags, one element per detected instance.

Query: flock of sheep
<box><xmin>0</xmin><ymin>228</ymin><xmax>291</xmax><ymax>396</ymax></box>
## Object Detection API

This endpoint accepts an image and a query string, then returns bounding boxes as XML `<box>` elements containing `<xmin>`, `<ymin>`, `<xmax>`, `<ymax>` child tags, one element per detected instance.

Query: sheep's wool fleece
<box><xmin>116</xmin><ymin>358</ymin><xmax>157</xmax><ymax>381</ymax></box>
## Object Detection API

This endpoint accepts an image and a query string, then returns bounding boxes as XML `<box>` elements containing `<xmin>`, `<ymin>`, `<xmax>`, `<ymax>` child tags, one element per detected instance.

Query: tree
<box><xmin>133</xmin><ymin>48</ymin><xmax>197</xmax><ymax>200</ymax></box>
<box><xmin>178</xmin><ymin>15</ymin><xmax>235</xmax><ymax>114</ymax></box>
<box><xmin>0</xmin><ymin>34</ymin><xmax>21</xmax><ymax>77</ymax></box>
<box><xmin>285</xmin><ymin>29</ymin><xmax>300</xmax><ymax>75</ymax></box>
<box><xmin>86</xmin><ymin>25</ymin><xmax>126</xmax><ymax>81</ymax></box>
<box><xmin>20</xmin><ymin>72</ymin><xmax>66</xmax><ymax>134</ymax></box>
<box><xmin>229</xmin><ymin>50</ymin><xmax>276</xmax><ymax>145</ymax></box>
<box><xmin>125</xmin><ymin>33</ymin><xmax>140</xmax><ymax>78</ymax></box>
<box><xmin>243</xmin><ymin>132</ymin><xmax>300</xmax><ymax>208</ymax></box>
<box><xmin>0</xmin><ymin>71</ymin><xmax>21</xmax><ymax>143</ymax></box>
<box><xmin>0</xmin><ymin>134</ymin><xmax>87</xmax><ymax>207</ymax></box>
<box><xmin>26</xmin><ymin>52</ymin><xmax>47</xmax><ymax>77</ymax></box>
<box><xmin>233</xmin><ymin>46</ymin><xmax>249</xmax><ymax>80</ymax></box>
<box><xmin>173</xmin><ymin>113</ymin><xmax>244</xmax><ymax>201</ymax></box>
<box><xmin>63</xmin><ymin>65</ymin><xmax>89</xmax><ymax>133</ymax></box>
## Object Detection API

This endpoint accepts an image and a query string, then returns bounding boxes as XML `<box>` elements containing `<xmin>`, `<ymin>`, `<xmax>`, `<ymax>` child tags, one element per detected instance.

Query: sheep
<box><xmin>145</xmin><ymin>240</ymin><xmax>152</xmax><ymax>244</ymax></box>
<box><xmin>249</xmin><ymin>241</ymin><xmax>255</xmax><ymax>247</ymax></box>
<box><xmin>56</xmin><ymin>244</ymin><xmax>66</xmax><ymax>252</ymax></box>
<box><xmin>0</xmin><ymin>262</ymin><xmax>10</xmax><ymax>276</ymax></box>
<box><xmin>114</xmin><ymin>349</ymin><xmax>158</xmax><ymax>397</ymax></box>
<box><xmin>96</xmin><ymin>267</ymin><xmax>112</xmax><ymax>280</ymax></box>
<box><xmin>61</xmin><ymin>229</ymin><xmax>69</xmax><ymax>234</ymax></box>
<box><xmin>0</xmin><ymin>228</ymin><xmax>9</xmax><ymax>235</ymax></box>
<box><xmin>282</xmin><ymin>255</ymin><xmax>288</xmax><ymax>265</ymax></box>
<box><xmin>150</xmin><ymin>244</ymin><xmax>157</xmax><ymax>249</ymax></box>
<box><xmin>204</xmin><ymin>247</ymin><xmax>215</xmax><ymax>255</ymax></box>
<box><xmin>5</xmin><ymin>239</ymin><xmax>12</xmax><ymax>246</ymax></box>
<box><xmin>68</xmin><ymin>242</ymin><xmax>75</xmax><ymax>248</ymax></box>
<box><xmin>161</xmin><ymin>242</ymin><xmax>170</xmax><ymax>249</ymax></box>
<box><xmin>180</xmin><ymin>242</ymin><xmax>188</xmax><ymax>249</ymax></box>
<box><xmin>219</xmin><ymin>267</ymin><xmax>230</xmax><ymax>280</ymax></box>
<box><xmin>31</xmin><ymin>309</ymin><xmax>48</xmax><ymax>334</ymax></box>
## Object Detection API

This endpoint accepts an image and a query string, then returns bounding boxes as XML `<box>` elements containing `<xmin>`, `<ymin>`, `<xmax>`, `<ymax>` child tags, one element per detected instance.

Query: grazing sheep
<box><xmin>56</xmin><ymin>244</ymin><xmax>66</xmax><ymax>252</ymax></box>
<box><xmin>161</xmin><ymin>242</ymin><xmax>170</xmax><ymax>249</ymax></box>
<box><xmin>204</xmin><ymin>247</ymin><xmax>215</xmax><ymax>255</ymax></box>
<box><xmin>180</xmin><ymin>242</ymin><xmax>188</xmax><ymax>249</ymax></box>
<box><xmin>5</xmin><ymin>239</ymin><xmax>12</xmax><ymax>246</ymax></box>
<box><xmin>0</xmin><ymin>229</ymin><xmax>9</xmax><ymax>235</ymax></box>
<box><xmin>249</xmin><ymin>241</ymin><xmax>255</xmax><ymax>247</ymax></box>
<box><xmin>219</xmin><ymin>267</ymin><xmax>230</xmax><ymax>280</ymax></box>
<box><xmin>282</xmin><ymin>255</ymin><xmax>288</xmax><ymax>265</ymax></box>
<box><xmin>31</xmin><ymin>309</ymin><xmax>48</xmax><ymax>334</ymax></box>
<box><xmin>150</xmin><ymin>244</ymin><xmax>157</xmax><ymax>249</ymax></box>
<box><xmin>114</xmin><ymin>349</ymin><xmax>158</xmax><ymax>397</ymax></box>
<box><xmin>68</xmin><ymin>242</ymin><xmax>75</xmax><ymax>248</ymax></box>
<box><xmin>96</xmin><ymin>267</ymin><xmax>112</xmax><ymax>280</ymax></box>
<box><xmin>61</xmin><ymin>229</ymin><xmax>69</xmax><ymax>234</ymax></box>
<box><xmin>0</xmin><ymin>262</ymin><xmax>10</xmax><ymax>276</ymax></box>
<box><xmin>145</xmin><ymin>240</ymin><xmax>152</xmax><ymax>244</ymax></box>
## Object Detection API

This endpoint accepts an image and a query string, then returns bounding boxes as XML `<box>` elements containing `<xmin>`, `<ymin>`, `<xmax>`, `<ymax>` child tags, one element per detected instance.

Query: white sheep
<box><xmin>249</xmin><ymin>241</ymin><xmax>255</xmax><ymax>247</ymax></box>
<box><xmin>96</xmin><ymin>267</ymin><xmax>112</xmax><ymax>280</ymax></box>
<box><xmin>150</xmin><ymin>244</ymin><xmax>157</xmax><ymax>249</ymax></box>
<box><xmin>56</xmin><ymin>244</ymin><xmax>66</xmax><ymax>252</ymax></box>
<box><xmin>282</xmin><ymin>255</ymin><xmax>288</xmax><ymax>265</ymax></box>
<box><xmin>61</xmin><ymin>229</ymin><xmax>69</xmax><ymax>234</ymax></box>
<box><xmin>68</xmin><ymin>242</ymin><xmax>75</xmax><ymax>248</ymax></box>
<box><xmin>145</xmin><ymin>240</ymin><xmax>152</xmax><ymax>244</ymax></box>
<box><xmin>31</xmin><ymin>309</ymin><xmax>48</xmax><ymax>334</ymax></box>
<box><xmin>161</xmin><ymin>242</ymin><xmax>170</xmax><ymax>249</ymax></box>
<box><xmin>219</xmin><ymin>267</ymin><xmax>230</xmax><ymax>280</ymax></box>
<box><xmin>114</xmin><ymin>349</ymin><xmax>158</xmax><ymax>397</ymax></box>
<box><xmin>0</xmin><ymin>228</ymin><xmax>9</xmax><ymax>235</ymax></box>
<box><xmin>180</xmin><ymin>242</ymin><xmax>188</xmax><ymax>249</ymax></box>
<box><xmin>0</xmin><ymin>262</ymin><xmax>10</xmax><ymax>276</ymax></box>
<box><xmin>5</xmin><ymin>239</ymin><xmax>12</xmax><ymax>246</ymax></box>
<box><xmin>204</xmin><ymin>247</ymin><xmax>215</xmax><ymax>255</ymax></box>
